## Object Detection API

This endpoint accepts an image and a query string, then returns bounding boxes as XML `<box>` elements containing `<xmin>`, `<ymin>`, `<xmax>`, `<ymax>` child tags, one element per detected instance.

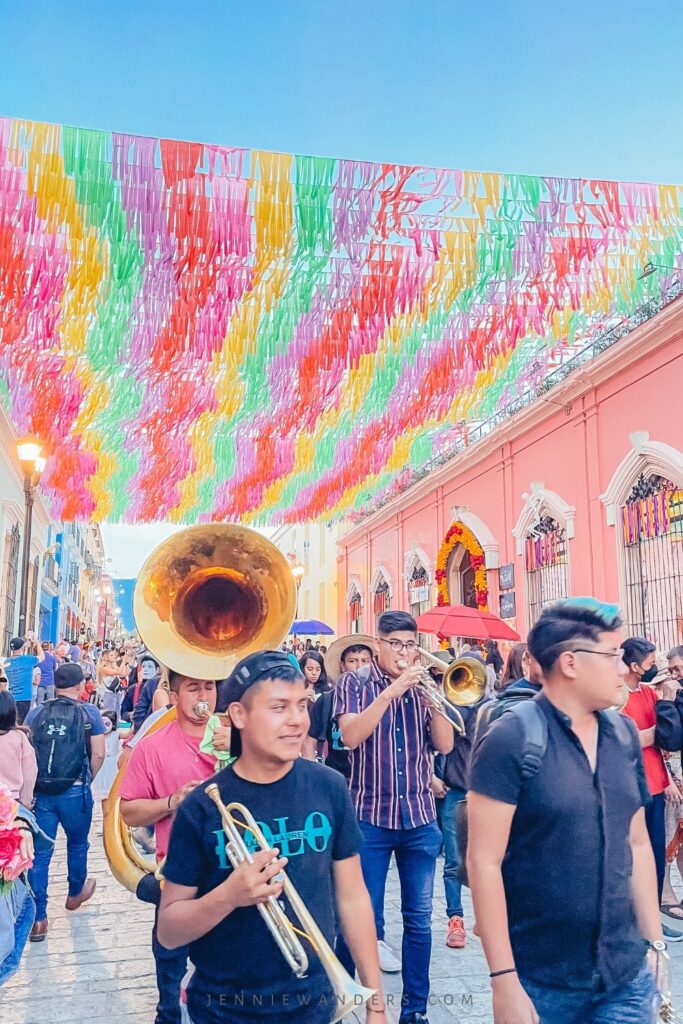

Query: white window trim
<box><xmin>512</xmin><ymin>482</ymin><xmax>576</xmax><ymax>556</ymax></box>
<box><xmin>403</xmin><ymin>546</ymin><xmax>433</xmax><ymax>585</ymax></box>
<box><xmin>450</xmin><ymin>507</ymin><xmax>500</xmax><ymax>569</ymax></box>
<box><xmin>346</xmin><ymin>574</ymin><xmax>364</xmax><ymax>606</ymax></box>
<box><xmin>370</xmin><ymin>563</ymin><xmax>394</xmax><ymax>598</ymax></box>
<box><xmin>601</xmin><ymin>433</ymin><xmax>683</xmax><ymax>640</ymax></box>
<box><xmin>600</xmin><ymin>432</ymin><xmax>683</xmax><ymax>526</ymax></box>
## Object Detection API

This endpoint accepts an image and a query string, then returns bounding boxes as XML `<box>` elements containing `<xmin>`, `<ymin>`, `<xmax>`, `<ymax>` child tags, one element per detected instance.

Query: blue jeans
<box><xmin>521</xmin><ymin>962</ymin><xmax>656</xmax><ymax>1024</ymax></box>
<box><xmin>28</xmin><ymin>784</ymin><xmax>94</xmax><ymax>920</ymax></box>
<box><xmin>36</xmin><ymin>684</ymin><xmax>55</xmax><ymax>704</ymax></box>
<box><xmin>337</xmin><ymin>819</ymin><xmax>442</xmax><ymax>1021</ymax></box>
<box><xmin>152</xmin><ymin>909</ymin><xmax>189</xmax><ymax>1024</ymax></box>
<box><xmin>436</xmin><ymin>787</ymin><xmax>466</xmax><ymax>918</ymax></box>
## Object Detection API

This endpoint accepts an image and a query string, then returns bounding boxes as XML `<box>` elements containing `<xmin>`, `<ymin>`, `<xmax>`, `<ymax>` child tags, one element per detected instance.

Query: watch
<box><xmin>648</xmin><ymin>940</ymin><xmax>668</xmax><ymax>953</ymax></box>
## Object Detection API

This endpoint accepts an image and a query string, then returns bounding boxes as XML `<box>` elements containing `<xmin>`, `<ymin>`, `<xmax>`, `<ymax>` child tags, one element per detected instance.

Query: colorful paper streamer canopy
<box><xmin>0</xmin><ymin>116</ymin><xmax>682</xmax><ymax>524</ymax></box>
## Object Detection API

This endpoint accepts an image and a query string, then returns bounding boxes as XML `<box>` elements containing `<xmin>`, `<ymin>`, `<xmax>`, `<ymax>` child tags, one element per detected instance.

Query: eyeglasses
<box><xmin>379</xmin><ymin>638</ymin><xmax>418</xmax><ymax>653</ymax></box>
<box><xmin>569</xmin><ymin>648</ymin><xmax>623</xmax><ymax>660</ymax></box>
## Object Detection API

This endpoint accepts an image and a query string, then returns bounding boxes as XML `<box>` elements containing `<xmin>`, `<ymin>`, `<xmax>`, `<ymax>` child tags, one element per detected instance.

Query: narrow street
<box><xmin>4</xmin><ymin>808</ymin><xmax>683</xmax><ymax>1023</ymax></box>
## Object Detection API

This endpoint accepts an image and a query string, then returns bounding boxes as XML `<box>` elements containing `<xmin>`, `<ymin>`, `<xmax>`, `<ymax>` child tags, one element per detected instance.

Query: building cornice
<box><xmin>341</xmin><ymin>296</ymin><xmax>683</xmax><ymax>544</ymax></box>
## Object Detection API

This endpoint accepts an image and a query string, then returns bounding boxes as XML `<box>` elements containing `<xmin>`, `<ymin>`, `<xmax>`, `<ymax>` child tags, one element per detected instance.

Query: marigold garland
<box><xmin>435</xmin><ymin>522</ymin><xmax>489</xmax><ymax>612</ymax></box>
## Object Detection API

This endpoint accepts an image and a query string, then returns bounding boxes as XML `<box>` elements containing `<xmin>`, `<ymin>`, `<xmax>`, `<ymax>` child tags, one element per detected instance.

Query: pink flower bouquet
<box><xmin>0</xmin><ymin>785</ymin><xmax>33</xmax><ymax>889</ymax></box>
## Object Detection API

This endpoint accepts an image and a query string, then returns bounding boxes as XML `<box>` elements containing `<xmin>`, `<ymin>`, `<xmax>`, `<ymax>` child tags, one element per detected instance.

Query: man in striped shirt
<box><xmin>333</xmin><ymin>611</ymin><xmax>454</xmax><ymax>1024</ymax></box>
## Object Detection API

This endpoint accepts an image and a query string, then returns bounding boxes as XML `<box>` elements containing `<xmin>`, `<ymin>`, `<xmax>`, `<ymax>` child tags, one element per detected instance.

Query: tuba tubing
<box><xmin>104</xmin><ymin>524</ymin><xmax>296</xmax><ymax>894</ymax></box>
<box><xmin>102</xmin><ymin>707</ymin><xmax>178</xmax><ymax>892</ymax></box>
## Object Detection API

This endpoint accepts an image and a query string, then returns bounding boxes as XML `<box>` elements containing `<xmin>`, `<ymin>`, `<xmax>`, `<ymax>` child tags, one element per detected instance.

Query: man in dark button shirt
<box><xmin>468</xmin><ymin>597</ymin><xmax>667</xmax><ymax>1024</ymax></box>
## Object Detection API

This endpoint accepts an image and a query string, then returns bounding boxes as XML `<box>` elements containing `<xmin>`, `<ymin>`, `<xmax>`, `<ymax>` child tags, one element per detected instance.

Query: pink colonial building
<box><xmin>337</xmin><ymin>296</ymin><xmax>683</xmax><ymax>652</ymax></box>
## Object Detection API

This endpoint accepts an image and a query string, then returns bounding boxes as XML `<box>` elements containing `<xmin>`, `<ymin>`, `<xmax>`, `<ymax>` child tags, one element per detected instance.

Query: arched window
<box><xmin>348</xmin><ymin>584</ymin><xmax>362</xmax><ymax>634</ymax></box>
<box><xmin>621</xmin><ymin>473</ymin><xmax>683</xmax><ymax>649</ymax></box>
<box><xmin>408</xmin><ymin>561</ymin><xmax>430</xmax><ymax>619</ymax></box>
<box><xmin>525</xmin><ymin>515</ymin><xmax>570</xmax><ymax>627</ymax></box>
<box><xmin>372</xmin><ymin>574</ymin><xmax>391</xmax><ymax>629</ymax></box>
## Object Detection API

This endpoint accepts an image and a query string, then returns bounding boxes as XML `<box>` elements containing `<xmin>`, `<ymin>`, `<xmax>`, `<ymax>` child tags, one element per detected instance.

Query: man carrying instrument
<box><xmin>157</xmin><ymin>650</ymin><xmax>387</xmax><ymax>1024</ymax></box>
<box><xmin>119</xmin><ymin>672</ymin><xmax>218</xmax><ymax>1024</ymax></box>
<box><xmin>333</xmin><ymin>611</ymin><xmax>455</xmax><ymax>1024</ymax></box>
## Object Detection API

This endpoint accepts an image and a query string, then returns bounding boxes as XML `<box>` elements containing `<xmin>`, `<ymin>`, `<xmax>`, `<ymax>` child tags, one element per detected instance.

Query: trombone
<box><xmin>398</xmin><ymin>648</ymin><xmax>489</xmax><ymax>735</ymax></box>
<box><xmin>205</xmin><ymin>785</ymin><xmax>375</xmax><ymax>1024</ymax></box>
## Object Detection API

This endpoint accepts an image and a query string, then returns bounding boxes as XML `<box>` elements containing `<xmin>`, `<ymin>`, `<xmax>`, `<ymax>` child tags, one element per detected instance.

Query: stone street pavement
<box><xmin>2</xmin><ymin>807</ymin><xmax>683</xmax><ymax>1023</ymax></box>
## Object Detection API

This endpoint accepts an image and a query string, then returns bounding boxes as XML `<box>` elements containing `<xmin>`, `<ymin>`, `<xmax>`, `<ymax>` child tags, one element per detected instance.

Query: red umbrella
<box><xmin>416</xmin><ymin>604</ymin><xmax>520</xmax><ymax>641</ymax></box>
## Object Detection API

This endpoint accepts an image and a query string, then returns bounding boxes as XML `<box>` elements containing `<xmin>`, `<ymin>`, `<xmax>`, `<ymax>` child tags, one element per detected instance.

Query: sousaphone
<box><xmin>103</xmin><ymin>524</ymin><xmax>297</xmax><ymax>893</ymax></box>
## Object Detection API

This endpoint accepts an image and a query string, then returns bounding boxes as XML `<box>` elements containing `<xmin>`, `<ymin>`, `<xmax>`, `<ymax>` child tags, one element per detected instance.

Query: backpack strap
<box><xmin>600</xmin><ymin>709</ymin><xmax>640</xmax><ymax>769</ymax></box>
<box><xmin>505</xmin><ymin>699</ymin><xmax>548</xmax><ymax>779</ymax></box>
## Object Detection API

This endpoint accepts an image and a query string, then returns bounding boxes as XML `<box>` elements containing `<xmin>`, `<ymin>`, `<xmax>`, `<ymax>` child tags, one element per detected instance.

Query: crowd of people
<box><xmin>2</xmin><ymin>605</ymin><xmax>683</xmax><ymax>1024</ymax></box>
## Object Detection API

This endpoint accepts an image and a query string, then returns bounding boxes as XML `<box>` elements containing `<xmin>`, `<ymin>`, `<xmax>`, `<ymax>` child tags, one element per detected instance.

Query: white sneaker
<box><xmin>378</xmin><ymin>939</ymin><xmax>401</xmax><ymax>972</ymax></box>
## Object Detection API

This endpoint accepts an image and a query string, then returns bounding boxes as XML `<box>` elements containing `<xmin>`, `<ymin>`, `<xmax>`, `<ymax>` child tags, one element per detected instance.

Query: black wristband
<box><xmin>490</xmin><ymin>968</ymin><xmax>517</xmax><ymax>979</ymax></box>
<box><xmin>167</xmin><ymin>795</ymin><xmax>173</xmax><ymax>811</ymax></box>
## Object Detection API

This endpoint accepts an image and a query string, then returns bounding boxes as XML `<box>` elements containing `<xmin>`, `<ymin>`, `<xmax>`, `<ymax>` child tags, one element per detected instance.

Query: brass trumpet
<box><xmin>397</xmin><ymin>648</ymin><xmax>488</xmax><ymax>735</ymax></box>
<box><xmin>205</xmin><ymin>785</ymin><xmax>375</xmax><ymax>1024</ymax></box>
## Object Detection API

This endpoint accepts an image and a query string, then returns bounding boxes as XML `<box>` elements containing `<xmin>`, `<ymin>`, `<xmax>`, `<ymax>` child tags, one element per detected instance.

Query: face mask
<box><xmin>356</xmin><ymin>664</ymin><xmax>372</xmax><ymax>683</ymax></box>
<box><xmin>640</xmin><ymin>665</ymin><xmax>658</xmax><ymax>684</ymax></box>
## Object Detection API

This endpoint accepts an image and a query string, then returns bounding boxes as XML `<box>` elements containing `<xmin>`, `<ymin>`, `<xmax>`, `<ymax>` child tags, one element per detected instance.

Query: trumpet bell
<box><xmin>443</xmin><ymin>655</ymin><xmax>488</xmax><ymax>706</ymax></box>
<box><xmin>133</xmin><ymin>524</ymin><xmax>297</xmax><ymax>680</ymax></box>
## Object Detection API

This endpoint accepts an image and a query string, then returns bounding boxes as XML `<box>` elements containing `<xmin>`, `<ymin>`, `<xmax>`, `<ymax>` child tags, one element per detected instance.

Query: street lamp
<box><xmin>101</xmin><ymin>582</ymin><xmax>113</xmax><ymax>647</ymax></box>
<box><xmin>638</xmin><ymin>260</ymin><xmax>679</xmax><ymax>280</ymax></box>
<box><xmin>16</xmin><ymin>435</ymin><xmax>45</xmax><ymax>638</ymax></box>
<box><xmin>291</xmin><ymin>562</ymin><xmax>305</xmax><ymax>618</ymax></box>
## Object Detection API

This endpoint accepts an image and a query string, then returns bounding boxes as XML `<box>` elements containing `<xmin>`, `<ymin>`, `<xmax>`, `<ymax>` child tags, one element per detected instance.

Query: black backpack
<box><xmin>32</xmin><ymin>697</ymin><xmax>92</xmax><ymax>795</ymax></box>
<box><xmin>454</xmin><ymin>698</ymin><xmax>638</xmax><ymax>886</ymax></box>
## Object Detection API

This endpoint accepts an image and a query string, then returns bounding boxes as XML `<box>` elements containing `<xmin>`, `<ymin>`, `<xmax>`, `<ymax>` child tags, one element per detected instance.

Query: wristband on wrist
<box><xmin>167</xmin><ymin>795</ymin><xmax>173</xmax><ymax>811</ymax></box>
<box><xmin>490</xmin><ymin>968</ymin><xmax>517</xmax><ymax>979</ymax></box>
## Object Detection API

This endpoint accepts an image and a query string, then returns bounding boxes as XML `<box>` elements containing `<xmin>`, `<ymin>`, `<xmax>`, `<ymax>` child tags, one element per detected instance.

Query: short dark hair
<box><xmin>0</xmin><ymin>691</ymin><xmax>17</xmax><ymax>731</ymax></box>
<box><xmin>340</xmin><ymin>643</ymin><xmax>373</xmax><ymax>665</ymax></box>
<box><xmin>667</xmin><ymin>645</ymin><xmax>683</xmax><ymax>661</ymax></box>
<box><xmin>229</xmin><ymin>662</ymin><xmax>304</xmax><ymax>757</ymax></box>
<box><xmin>621</xmin><ymin>637</ymin><xmax>656</xmax><ymax>668</ymax></box>
<box><xmin>527</xmin><ymin>598</ymin><xmax>622</xmax><ymax>673</ymax></box>
<box><xmin>55</xmin><ymin>663</ymin><xmax>85</xmax><ymax>689</ymax></box>
<box><xmin>377</xmin><ymin>611</ymin><xmax>417</xmax><ymax>635</ymax></box>
<box><xmin>168</xmin><ymin>671</ymin><xmax>215</xmax><ymax>694</ymax></box>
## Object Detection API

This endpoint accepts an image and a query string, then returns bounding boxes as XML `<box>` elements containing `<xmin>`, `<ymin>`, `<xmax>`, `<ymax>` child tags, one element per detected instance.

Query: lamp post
<box><xmin>16</xmin><ymin>436</ymin><xmax>45</xmax><ymax>639</ymax></box>
<box><xmin>638</xmin><ymin>260</ymin><xmax>679</xmax><ymax>280</ymax></box>
<box><xmin>291</xmin><ymin>562</ymin><xmax>305</xmax><ymax>619</ymax></box>
<box><xmin>101</xmin><ymin>582</ymin><xmax>112</xmax><ymax>647</ymax></box>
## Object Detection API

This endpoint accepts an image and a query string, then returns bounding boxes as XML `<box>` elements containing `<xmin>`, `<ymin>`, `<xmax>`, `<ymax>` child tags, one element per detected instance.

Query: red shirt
<box><xmin>621</xmin><ymin>684</ymin><xmax>668</xmax><ymax>795</ymax></box>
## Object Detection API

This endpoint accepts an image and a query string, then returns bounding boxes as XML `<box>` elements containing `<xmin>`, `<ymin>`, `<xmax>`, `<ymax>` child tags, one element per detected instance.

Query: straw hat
<box><xmin>324</xmin><ymin>633</ymin><xmax>377</xmax><ymax>680</ymax></box>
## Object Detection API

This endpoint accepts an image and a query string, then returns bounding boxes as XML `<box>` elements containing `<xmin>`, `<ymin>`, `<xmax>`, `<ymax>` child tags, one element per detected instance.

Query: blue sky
<box><xmin>1</xmin><ymin>0</ymin><xmax>682</xmax><ymax>183</ymax></box>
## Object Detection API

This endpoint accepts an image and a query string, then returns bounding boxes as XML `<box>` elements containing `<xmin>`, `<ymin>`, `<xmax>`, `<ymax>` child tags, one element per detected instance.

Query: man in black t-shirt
<box><xmin>468</xmin><ymin>598</ymin><xmax>668</xmax><ymax>1024</ymax></box>
<box><xmin>158</xmin><ymin>651</ymin><xmax>387</xmax><ymax>1024</ymax></box>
